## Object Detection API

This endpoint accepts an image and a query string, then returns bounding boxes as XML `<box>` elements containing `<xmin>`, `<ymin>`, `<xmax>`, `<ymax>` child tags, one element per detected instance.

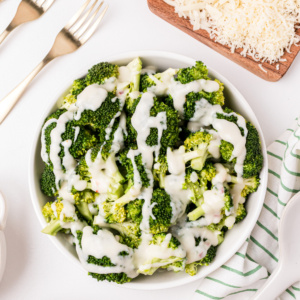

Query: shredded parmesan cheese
<box><xmin>259</xmin><ymin>64</ymin><xmax>268</xmax><ymax>73</ymax></box>
<box><xmin>164</xmin><ymin>0</ymin><xmax>300</xmax><ymax>63</ymax></box>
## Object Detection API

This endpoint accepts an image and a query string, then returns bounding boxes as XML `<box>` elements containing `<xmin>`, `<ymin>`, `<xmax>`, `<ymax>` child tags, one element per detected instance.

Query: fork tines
<box><xmin>65</xmin><ymin>0</ymin><xmax>108</xmax><ymax>43</ymax></box>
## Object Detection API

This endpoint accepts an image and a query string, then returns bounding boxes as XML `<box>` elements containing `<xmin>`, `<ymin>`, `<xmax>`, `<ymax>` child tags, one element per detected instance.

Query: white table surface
<box><xmin>0</xmin><ymin>0</ymin><xmax>299</xmax><ymax>299</ymax></box>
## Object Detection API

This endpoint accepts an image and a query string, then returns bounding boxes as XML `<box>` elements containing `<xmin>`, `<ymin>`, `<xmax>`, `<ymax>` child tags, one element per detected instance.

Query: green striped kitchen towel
<box><xmin>193</xmin><ymin>117</ymin><xmax>300</xmax><ymax>300</ymax></box>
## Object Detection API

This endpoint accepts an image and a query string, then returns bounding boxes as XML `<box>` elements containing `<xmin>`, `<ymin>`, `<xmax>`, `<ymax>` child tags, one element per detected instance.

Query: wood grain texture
<box><xmin>148</xmin><ymin>0</ymin><xmax>300</xmax><ymax>81</ymax></box>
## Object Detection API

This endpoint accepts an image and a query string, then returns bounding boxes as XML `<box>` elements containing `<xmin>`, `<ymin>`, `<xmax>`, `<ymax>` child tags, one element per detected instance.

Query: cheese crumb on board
<box><xmin>164</xmin><ymin>0</ymin><xmax>300</xmax><ymax>63</ymax></box>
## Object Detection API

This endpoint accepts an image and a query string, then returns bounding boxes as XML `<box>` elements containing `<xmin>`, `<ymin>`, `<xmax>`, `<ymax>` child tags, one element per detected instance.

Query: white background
<box><xmin>0</xmin><ymin>0</ymin><xmax>299</xmax><ymax>299</ymax></box>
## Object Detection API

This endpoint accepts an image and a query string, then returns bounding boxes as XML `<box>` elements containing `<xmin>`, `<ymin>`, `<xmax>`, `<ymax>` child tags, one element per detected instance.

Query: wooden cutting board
<box><xmin>147</xmin><ymin>0</ymin><xmax>300</xmax><ymax>81</ymax></box>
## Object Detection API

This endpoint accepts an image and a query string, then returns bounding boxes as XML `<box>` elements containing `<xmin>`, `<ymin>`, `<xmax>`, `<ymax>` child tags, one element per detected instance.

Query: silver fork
<box><xmin>0</xmin><ymin>0</ymin><xmax>108</xmax><ymax>124</ymax></box>
<box><xmin>0</xmin><ymin>0</ymin><xmax>55</xmax><ymax>45</ymax></box>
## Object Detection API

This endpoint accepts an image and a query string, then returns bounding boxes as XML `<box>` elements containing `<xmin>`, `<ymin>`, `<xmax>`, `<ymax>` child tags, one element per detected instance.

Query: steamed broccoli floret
<box><xmin>108</xmin><ymin>222</ymin><xmax>142</xmax><ymax>249</ymax></box>
<box><xmin>183</xmin><ymin>131</ymin><xmax>213</xmax><ymax>171</ymax></box>
<box><xmin>42</xmin><ymin>200</ymin><xmax>74</xmax><ymax>235</ymax></box>
<box><xmin>185</xmin><ymin>245</ymin><xmax>217</xmax><ymax>276</ymax></box>
<box><xmin>243</xmin><ymin>122</ymin><xmax>263</xmax><ymax>178</ymax></box>
<box><xmin>63</xmin><ymin>78</ymin><xmax>87</xmax><ymax>106</ymax></box>
<box><xmin>149</xmin><ymin>98</ymin><xmax>180</xmax><ymax>156</ymax></box>
<box><xmin>187</xmin><ymin>186</ymin><xmax>232</xmax><ymax>221</ymax></box>
<box><xmin>118</xmin><ymin>149</ymin><xmax>150</xmax><ymax>190</ymax></box>
<box><xmin>89</xmin><ymin>272</ymin><xmax>132</xmax><ymax>284</ymax></box>
<box><xmin>175</xmin><ymin>61</ymin><xmax>209</xmax><ymax>84</ymax></box>
<box><xmin>241</xmin><ymin>176</ymin><xmax>260</xmax><ymax>197</ymax></box>
<box><xmin>220</xmin><ymin>140</ymin><xmax>236</xmax><ymax>163</ymax></box>
<box><xmin>40</xmin><ymin>164</ymin><xmax>58</xmax><ymax>197</ymax></box>
<box><xmin>149</xmin><ymin>188</ymin><xmax>173</xmax><ymax>234</ymax></box>
<box><xmin>77</xmin><ymin>227</ymin><xmax>134</xmax><ymax>284</ymax></box>
<box><xmin>126</xmin><ymin>199</ymin><xmax>144</xmax><ymax>224</ymax></box>
<box><xmin>42</xmin><ymin>109</ymin><xmax>67</xmax><ymax>166</ymax></box>
<box><xmin>139</xmin><ymin>68</ymin><xmax>177</xmax><ymax>93</ymax></box>
<box><xmin>137</xmin><ymin>233</ymin><xmax>186</xmax><ymax>275</ymax></box>
<box><xmin>153</xmin><ymin>155</ymin><xmax>168</xmax><ymax>188</ymax></box>
<box><xmin>76</xmin><ymin>92</ymin><xmax>121</xmax><ymax>145</ymax></box>
<box><xmin>235</xmin><ymin>203</ymin><xmax>247</xmax><ymax>223</ymax></box>
<box><xmin>59</xmin><ymin>122</ymin><xmax>98</xmax><ymax>161</ymax></box>
<box><xmin>72</xmin><ymin>189</ymin><xmax>97</xmax><ymax>222</ymax></box>
<box><xmin>85</xmin><ymin>62</ymin><xmax>119</xmax><ymax>86</ymax></box>
<box><xmin>184</xmin><ymin>80</ymin><xmax>225</xmax><ymax>120</ymax></box>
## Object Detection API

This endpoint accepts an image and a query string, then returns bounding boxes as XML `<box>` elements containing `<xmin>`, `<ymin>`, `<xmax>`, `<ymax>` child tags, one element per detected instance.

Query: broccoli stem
<box><xmin>76</xmin><ymin>202</ymin><xmax>93</xmax><ymax>222</ymax></box>
<box><xmin>188</xmin><ymin>205</ymin><xmax>205</xmax><ymax>221</ymax></box>
<box><xmin>42</xmin><ymin>219</ymin><xmax>62</xmax><ymax>236</ymax></box>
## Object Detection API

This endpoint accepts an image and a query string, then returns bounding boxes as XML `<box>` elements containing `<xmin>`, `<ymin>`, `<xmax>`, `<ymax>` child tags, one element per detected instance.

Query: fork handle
<box><xmin>0</xmin><ymin>56</ymin><xmax>52</xmax><ymax>124</ymax></box>
<box><xmin>0</xmin><ymin>24</ymin><xmax>15</xmax><ymax>45</ymax></box>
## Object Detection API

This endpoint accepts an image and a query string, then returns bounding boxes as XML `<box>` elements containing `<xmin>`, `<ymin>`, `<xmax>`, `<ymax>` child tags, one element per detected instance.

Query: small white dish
<box><xmin>28</xmin><ymin>51</ymin><xmax>268</xmax><ymax>290</ymax></box>
<box><xmin>0</xmin><ymin>192</ymin><xmax>7</xmax><ymax>283</ymax></box>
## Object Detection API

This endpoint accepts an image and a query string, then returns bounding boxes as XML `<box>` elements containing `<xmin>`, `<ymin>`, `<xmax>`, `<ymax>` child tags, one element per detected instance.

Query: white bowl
<box><xmin>28</xmin><ymin>51</ymin><xmax>268</xmax><ymax>290</ymax></box>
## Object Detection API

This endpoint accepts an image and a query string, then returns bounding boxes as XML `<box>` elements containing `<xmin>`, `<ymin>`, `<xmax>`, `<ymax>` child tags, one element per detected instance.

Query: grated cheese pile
<box><xmin>164</xmin><ymin>0</ymin><xmax>300</xmax><ymax>63</ymax></box>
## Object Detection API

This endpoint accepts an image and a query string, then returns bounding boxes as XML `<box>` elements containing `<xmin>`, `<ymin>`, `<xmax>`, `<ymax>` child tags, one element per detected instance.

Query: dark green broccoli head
<box><xmin>243</xmin><ymin>122</ymin><xmax>263</xmax><ymax>178</ymax></box>
<box><xmin>139</xmin><ymin>73</ymin><xmax>156</xmax><ymax>92</ymax></box>
<box><xmin>175</xmin><ymin>61</ymin><xmax>209</xmax><ymax>84</ymax></box>
<box><xmin>223</xmin><ymin>188</ymin><xmax>233</xmax><ymax>212</ymax></box>
<box><xmin>40</xmin><ymin>164</ymin><xmax>57</xmax><ymax>197</ymax></box>
<box><xmin>85</xmin><ymin>62</ymin><xmax>119</xmax><ymax>86</ymax></box>
<box><xmin>76</xmin><ymin>92</ymin><xmax>121</xmax><ymax>144</ymax></box>
<box><xmin>184</xmin><ymin>81</ymin><xmax>225</xmax><ymax>120</ymax></box>
<box><xmin>148</xmin><ymin>98</ymin><xmax>180</xmax><ymax>156</ymax></box>
<box><xmin>59</xmin><ymin>121</ymin><xmax>98</xmax><ymax>161</ymax></box>
<box><xmin>149</xmin><ymin>188</ymin><xmax>173</xmax><ymax>234</ymax></box>
<box><xmin>89</xmin><ymin>271</ymin><xmax>132</xmax><ymax>284</ymax></box>
<box><xmin>118</xmin><ymin>149</ymin><xmax>150</xmax><ymax>190</ymax></box>
<box><xmin>220</xmin><ymin>140</ymin><xmax>236</xmax><ymax>163</ymax></box>
<box><xmin>126</xmin><ymin>199</ymin><xmax>144</xmax><ymax>224</ymax></box>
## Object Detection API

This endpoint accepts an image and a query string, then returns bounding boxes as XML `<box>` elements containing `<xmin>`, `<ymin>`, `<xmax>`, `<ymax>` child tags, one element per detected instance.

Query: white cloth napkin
<box><xmin>192</xmin><ymin>117</ymin><xmax>300</xmax><ymax>300</ymax></box>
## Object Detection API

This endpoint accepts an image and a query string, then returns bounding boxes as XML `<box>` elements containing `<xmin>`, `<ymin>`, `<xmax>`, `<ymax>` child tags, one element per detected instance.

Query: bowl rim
<box><xmin>28</xmin><ymin>50</ymin><xmax>268</xmax><ymax>290</ymax></box>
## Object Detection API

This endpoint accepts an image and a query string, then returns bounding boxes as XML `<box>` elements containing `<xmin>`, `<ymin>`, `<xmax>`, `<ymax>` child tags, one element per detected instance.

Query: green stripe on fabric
<box><xmin>245</xmin><ymin>253</ymin><xmax>256</xmax><ymax>263</ymax></box>
<box><xmin>221</xmin><ymin>265</ymin><xmax>262</xmax><ymax>276</ymax></box>
<box><xmin>287</xmin><ymin>129</ymin><xmax>294</xmax><ymax>132</ymax></box>
<box><xmin>228</xmin><ymin>289</ymin><xmax>258</xmax><ymax>296</ymax></box>
<box><xmin>268</xmin><ymin>169</ymin><xmax>280</xmax><ymax>179</ymax></box>
<box><xmin>267</xmin><ymin>151</ymin><xmax>283</xmax><ymax>161</ymax></box>
<box><xmin>206</xmin><ymin>277</ymin><xmax>241</xmax><ymax>289</ymax></box>
<box><xmin>250</xmin><ymin>236</ymin><xmax>278</xmax><ymax>262</ymax></box>
<box><xmin>275</xmin><ymin>140</ymin><xmax>287</xmax><ymax>145</ymax></box>
<box><xmin>283</xmin><ymin>162</ymin><xmax>300</xmax><ymax>176</ymax></box>
<box><xmin>267</xmin><ymin>187</ymin><xmax>278</xmax><ymax>197</ymax></box>
<box><xmin>235</xmin><ymin>252</ymin><xmax>245</xmax><ymax>259</ymax></box>
<box><xmin>263</xmin><ymin>203</ymin><xmax>280</xmax><ymax>219</ymax></box>
<box><xmin>195</xmin><ymin>290</ymin><xmax>223</xmax><ymax>300</ymax></box>
<box><xmin>266</xmin><ymin>188</ymin><xmax>286</xmax><ymax>206</ymax></box>
<box><xmin>256</xmin><ymin>220</ymin><xmax>278</xmax><ymax>241</ymax></box>
<box><xmin>286</xmin><ymin>289</ymin><xmax>296</xmax><ymax>299</ymax></box>
<box><xmin>281</xmin><ymin>181</ymin><xmax>300</xmax><ymax>193</ymax></box>
<box><xmin>292</xmin><ymin>286</ymin><xmax>300</xmax><ymax>292</ymax></box>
